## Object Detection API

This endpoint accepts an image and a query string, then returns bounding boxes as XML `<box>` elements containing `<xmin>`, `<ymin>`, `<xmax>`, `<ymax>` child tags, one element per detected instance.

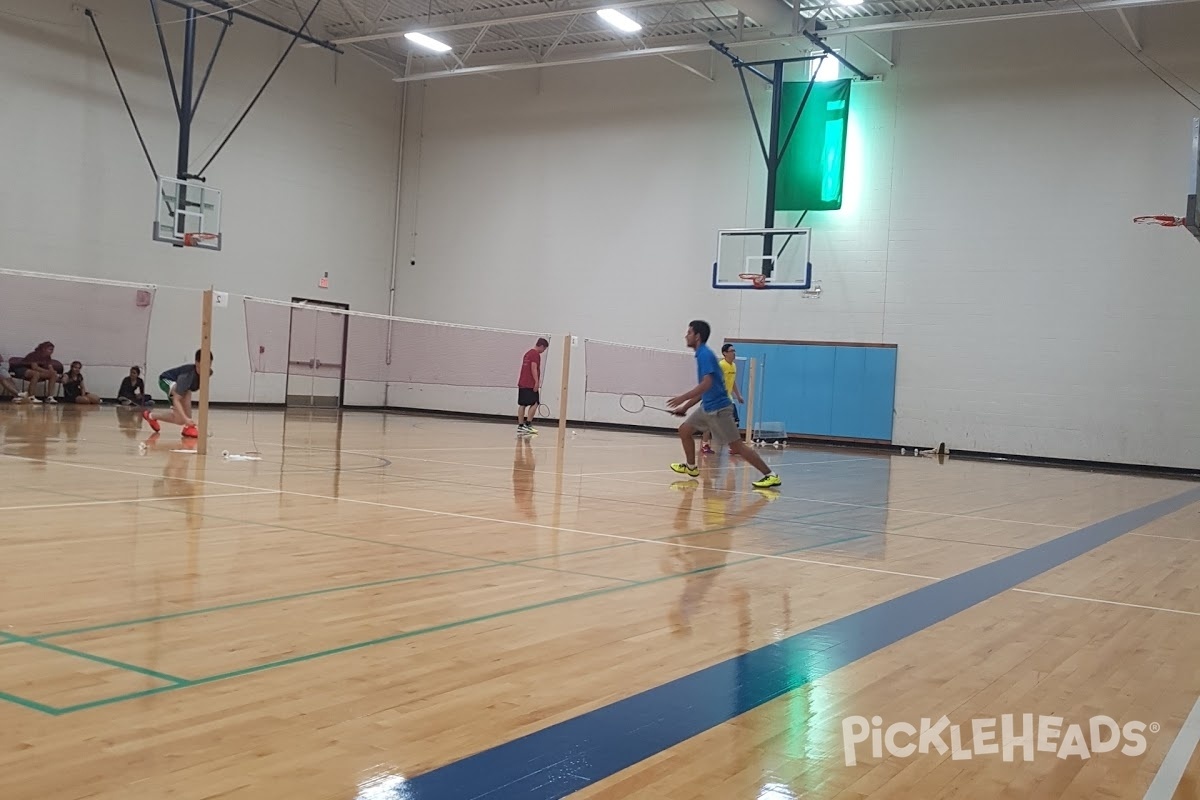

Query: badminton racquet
<box><xmin>537</xmin><ymin>403</ymin><xmax>551</xmax><ymax>419</ymax></box>
<box><xmin>620</xmin><ymin>393</ymin><xmax>683</xmax><ymax>415</ymax></box>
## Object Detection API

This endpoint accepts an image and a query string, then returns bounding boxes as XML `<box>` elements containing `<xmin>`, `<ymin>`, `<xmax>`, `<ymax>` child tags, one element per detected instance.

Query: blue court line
<box><xmin>400</xmin><ymin>485</ymin><xmax>1200</xmax><ymax>799</ymax></box>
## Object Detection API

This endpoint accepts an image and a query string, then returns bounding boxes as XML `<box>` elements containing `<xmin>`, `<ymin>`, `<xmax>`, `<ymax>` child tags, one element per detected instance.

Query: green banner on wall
<box><xmin>774</xmin><ymin>78</ymin><xmax>852</xmax><ymax>212</ymax></box>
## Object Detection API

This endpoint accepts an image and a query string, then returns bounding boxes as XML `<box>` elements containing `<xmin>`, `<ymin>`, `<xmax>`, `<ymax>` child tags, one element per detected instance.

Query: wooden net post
<box><xmin>197</xmin><ymin>288</ymin><xmax>214</xmax><ymax>455</ymax></box>
<box><xmin>557</xmin><ymin>333</ymin><xmax>572</xmax><ymax>438</ymax></box>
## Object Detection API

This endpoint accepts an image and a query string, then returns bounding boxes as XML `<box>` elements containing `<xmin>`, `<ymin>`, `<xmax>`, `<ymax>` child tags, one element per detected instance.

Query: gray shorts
<box><xmin>685</xmin><ymin>404</ymin><xmax>740</xmax><ymax>447</ymax></box>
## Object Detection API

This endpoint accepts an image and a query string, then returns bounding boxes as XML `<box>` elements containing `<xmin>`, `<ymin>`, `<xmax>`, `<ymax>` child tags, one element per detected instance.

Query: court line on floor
<box><xmin>258</xmin><ymin>440</ymin><xmax>673</xmax><ymax>455</ymax></box>
<box><xmin>0</xmin><ymin>470</ymin><xmax>665</xmax><ymax>590</ymax></box>
<box><xmin>0</xmin><ymin>631</ymin><xmax>187</xmax><ymax>684</ymax></box>
<box><xmin>310</xmin><ymin>452</ymin><xmax>828</xmax><ymax>479</ymax></box>
<box><xmin>588</xmin><ymin>473</ymin><xmax>1078</xmax><ymax>529</ymax></box>
<box><xmin>15</xmin><ymin>500</ymin><xmax>858</xmax><ymax>643</ymax></box>
<box><xmin>173</xmin><ymin>452</ymin><xmax>1046</xmax><ymax>559</ymax></box>
<box><xmin>29</xmin><ymin>516</ymin><xmax>871</xmax><ymax>643</ymax></box>
<box><xmin>5</xmin><ymin>450</ymin><xmax>1192</xmax><ymax>719</ymax></box>
<box><xmin>0</xmin><ymin>454</ymin><xmax>941</xmax><ymax>582</ymax></box>
<box><xmin>290</xmin><ymin>456</ymin><xmax>929</xmax><ymax>550</ymax></box>
<box><xmin>399</xmin><ymin>484</ymin><xmax>1200</xmax><ymax>799</ymax></box>
<box><xmin>573</xmin><ymin>456</ymin><xmax>880</xmax><ymax>477</ymax></box>
<box><xmin>35</xmin><ymin>534</ymin><xmax>889</xmax><ymax>716</ymax></box>
<box><xmin>33</xmin><ymin>564</ymin><xmax>507</xmax><ymax>641</ymax></box>
<box><xmin>1143</xmin><ymin>694</ymin><xmax>1200</xmax><ymax>800</ymax></box>
<box><xmin>1011</xmin><ymin>589</ymin><xmax>1200</xmax><ymax>618</ymax></box>
<box><xmin>33</xmin><ymin>423</ymin><xmax>1071</xmax><ymax>544</ymax></box>
<box><xmin>0</xmin><ymin>490</ymin><xmax>278</xmax><ymax>512</ymax></box>
<box><xmin>115</xmin><ymin>500</ymin><xmax>649</xmax><ymax>588</ymax></box>
<box><xmin>1130</xmin><ymin>532</ymin><xmax>1200</xmax><ymax>543</ymax></box>
<box><xmin>0</xmin><ymin>690</ymin><xmax>58</xmax><ymax>715</ymax></box>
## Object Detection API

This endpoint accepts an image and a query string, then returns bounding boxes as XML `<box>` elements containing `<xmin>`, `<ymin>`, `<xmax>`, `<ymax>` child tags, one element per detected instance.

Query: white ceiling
<box><xmin>220</xmin><ymin>0</ymin><xmax>1192</xmax><ymax>81</ymax></box>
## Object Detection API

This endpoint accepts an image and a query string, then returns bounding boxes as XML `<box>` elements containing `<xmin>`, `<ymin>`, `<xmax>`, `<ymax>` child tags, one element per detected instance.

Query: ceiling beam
<box><xmin>823</xmin><ymin>0</ymin><xmax>1197</xmax><ymax>35</ymax></box>
<box><xmin>1116</xmin><ymin>8</ymin><xmax>1142</xmax><ymax>49</ymax></box>
<box><xmin>188</xmin><ymin>0</ymin><xmax>344</xmax><ymax>51</ymax></box>
<box><xmin>392</xmin><ymin>32</ymin><xmax>857</xmax><ymax>81</ymax></box>
<box><xmin>331</xmin><ymin>0</ymin><xmax>710</xmax><ymax>43</ymax></box>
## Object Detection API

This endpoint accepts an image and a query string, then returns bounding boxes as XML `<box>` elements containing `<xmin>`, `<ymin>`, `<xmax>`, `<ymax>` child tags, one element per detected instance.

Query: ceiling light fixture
<box><xmin>404</xmin><ymin>31</ymin><xmax>452</xmax><ymax>52</ymax></box>
<box><xmin>596</xmin><ymin>8</ymin><xmax>642</xmax><ymax>32</ymax></box>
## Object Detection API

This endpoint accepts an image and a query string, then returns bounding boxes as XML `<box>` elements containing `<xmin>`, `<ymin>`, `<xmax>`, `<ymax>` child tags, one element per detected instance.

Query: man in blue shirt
<box><xmin>667</xmin><ymin>320</ymin><xmax>781</xmax><ymax>488</ymax></box>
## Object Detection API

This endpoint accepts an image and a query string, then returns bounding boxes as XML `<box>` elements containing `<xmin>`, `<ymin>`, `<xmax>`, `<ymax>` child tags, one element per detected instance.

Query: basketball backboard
<box><xmin>712</xmin><ymin>228</ymin><xmax>813</xmax><ymax>290</ymax></box>
<box><xmin>155</xmin><ymin>176</ymin><xmax>222</xmax><ymax>250</ymax></box>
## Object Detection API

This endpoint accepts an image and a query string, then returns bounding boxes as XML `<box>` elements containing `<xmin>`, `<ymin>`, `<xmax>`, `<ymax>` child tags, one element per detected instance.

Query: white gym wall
<box><xmin>390</xmin><ymin>7</ymin><xmax>1200</xmax><ymax>470</ymax></box>
<box><xmin>0</xmin><ymin>0</ymin><xmax>401</xmax><ymax>404</ymax></box>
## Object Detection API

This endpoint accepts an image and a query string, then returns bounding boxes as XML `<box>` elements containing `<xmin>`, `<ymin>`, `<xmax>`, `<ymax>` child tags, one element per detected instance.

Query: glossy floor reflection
<box><xmin>0</xmin><ymin>404</ymin><xmax>1197</xmax><ymax>799</ymax></box>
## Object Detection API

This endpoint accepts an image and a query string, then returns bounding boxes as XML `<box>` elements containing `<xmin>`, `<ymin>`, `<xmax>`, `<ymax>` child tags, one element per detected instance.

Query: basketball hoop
<box><xmin>738</xmin><ymin>273</ymin><xmax>769</xmax><ymax>289</ymax></box>
<box><xmin>1134</xmin><ymin>215</ymin><xmax>1186</xmax><ymax>227</ymax></box>
<box><xmin>182</xmin><ymin>232</ymin><xmax>219</xmax><ymax>247</ymax></box>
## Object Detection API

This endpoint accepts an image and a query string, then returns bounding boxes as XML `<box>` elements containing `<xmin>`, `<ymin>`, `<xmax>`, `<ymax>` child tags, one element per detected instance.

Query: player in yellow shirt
<box><xmin>702</xmin><ymin>343</ymin><xmax>745</xmax><ymax>455</ymax></box>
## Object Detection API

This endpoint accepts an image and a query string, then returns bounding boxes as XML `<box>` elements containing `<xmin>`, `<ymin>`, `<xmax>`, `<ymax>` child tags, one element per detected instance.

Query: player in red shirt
<box><xmin>517</xmin><ymin>337</ymin><xmax>550</xmax><ymax>435</ymax></box>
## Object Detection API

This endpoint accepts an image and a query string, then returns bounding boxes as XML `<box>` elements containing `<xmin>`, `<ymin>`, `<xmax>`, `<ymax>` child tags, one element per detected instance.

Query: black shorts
<box><xmin>518</xmin><ymin>387</ymin><xmax>540</xmax><ymax>407</ymax></box>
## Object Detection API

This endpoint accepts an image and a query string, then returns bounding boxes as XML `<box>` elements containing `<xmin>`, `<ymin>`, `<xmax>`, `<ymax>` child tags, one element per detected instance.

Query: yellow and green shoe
<box><xmin>752</xmin><ymin>473</ymin><xmax>782</xmax><ymax>489</ymax></box>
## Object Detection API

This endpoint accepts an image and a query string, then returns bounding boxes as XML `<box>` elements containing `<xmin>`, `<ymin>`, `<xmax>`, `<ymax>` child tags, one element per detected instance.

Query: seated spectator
<box><xmin>17</xmin><ymin>341</ymin><xmax>59</xmax><ymax>404</ymax></box>
<box><xmin>117</xmin><ymin>366</ymin><xmax>151</xmax><ymax>406</ymax></box>
<box><xmin>62</xmin><ymin>361</ymin><xmax>101</xmax><ymax>405</ymax></box>
<box><xmin>0</xmin><ymin>353</ymin><xmax>24</xmax><ymax>401</ymax></box>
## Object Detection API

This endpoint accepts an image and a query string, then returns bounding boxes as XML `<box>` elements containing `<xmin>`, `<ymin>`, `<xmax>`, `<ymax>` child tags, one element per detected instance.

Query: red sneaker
<box><xmin>182</xmin><ymin>425</ymin><xmax>198</xmax><ymax>438</ymax></box>
<box><xmin>142</xmin><ymin>410</ymin><xmax>160</xmax><ymax>433</ymax></box>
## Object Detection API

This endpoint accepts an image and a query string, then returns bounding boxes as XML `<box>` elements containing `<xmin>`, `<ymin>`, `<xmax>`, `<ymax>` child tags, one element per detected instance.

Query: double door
<box><xmin>285</xmin><ymin>297</ymin><xmax>348</xmax><ymax>409</ymax></box>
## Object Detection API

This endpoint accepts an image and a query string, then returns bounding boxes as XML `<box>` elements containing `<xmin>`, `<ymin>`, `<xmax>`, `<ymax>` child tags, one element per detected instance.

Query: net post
<box><xmin>197</xmin><ymin>287</ymin><xmax>214</xmax><ymax>455</ymax></box>
<box><xmin>744</xmin><ymin>357</ymin><xmax>757</xmax><ymax>443</ymax></box>
<box><xmin>557</xmin><ymin>333</ymin><xmax>572</xmax><ymax>438</ymax></box>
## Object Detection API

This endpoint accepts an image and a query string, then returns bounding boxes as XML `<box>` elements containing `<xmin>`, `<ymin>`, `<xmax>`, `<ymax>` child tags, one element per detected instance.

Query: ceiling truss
<box><xmin>237</xmin><ymin>0</ymin><xmax>1195</xmax><ymax>81</ymax></box>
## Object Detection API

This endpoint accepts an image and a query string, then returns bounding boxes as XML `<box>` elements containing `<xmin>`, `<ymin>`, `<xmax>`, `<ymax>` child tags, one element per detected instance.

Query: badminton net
<box><xmin>583</xmin><ymin>338</ymin><xmax>696</xmax><ymax>412</ymax></box>
<box><xmin>0</xmin><ymin>268</ymin><xmax>156</xmax><ymax>368</ymax></box>
<box><xmin>243</xmin><ymin>297</ymin><xmax>552</xmax><ymax>388</ymax></box>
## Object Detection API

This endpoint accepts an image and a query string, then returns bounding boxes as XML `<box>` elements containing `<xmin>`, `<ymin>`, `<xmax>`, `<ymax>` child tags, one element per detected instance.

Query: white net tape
<box><xmin>0</xmin><ymin>268</ymin><xmax>156</xmax><ymax>368</ymax></box>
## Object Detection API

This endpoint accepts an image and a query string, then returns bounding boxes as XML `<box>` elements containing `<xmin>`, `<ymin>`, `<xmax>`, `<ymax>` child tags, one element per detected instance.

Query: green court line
<box><xmin>118</xmin><ymin>499</ymin><xmax>659</xmax><ymax>589</ymax></box>
<box><xmin>9</xmin><ymin>465</ymin><xmax>891</xmax><ymax>647</ymax></box>
<box><xmin>42</xmin><ymin>534</ymin><xmax>875</xmax><ymax>715</ymax></box>
<box><xmin>3</xmin><ymin>634</ymin><xmax>187</xmax><ymax>685</ymax></box>
<box><xmin>511</xmin><ymin>560</ymin><xmax>641</xmax><ymax>585</ymax></box>
<box><xmin>0</xmin><ymin>691</ymin><xmax>60</xmax><ymax>716</ymax></box>
<box><xmin>513</xmin><ymin>516</ymin><xmax>877</xmax><ymax>564</ymax></box>
<box><xmin>37</xmin><ymin>563</ymin><xmax>504</xmax><ymax>640</ymax></box>
<box><xmin>50</xmin><ymin>555</ymin><xmax>764</xmax><ymax>715</ymax></box>
<box><xmin>32</xmin><ymin>510</ymin><xmax>847</xmax><ymax>643</ymax></box>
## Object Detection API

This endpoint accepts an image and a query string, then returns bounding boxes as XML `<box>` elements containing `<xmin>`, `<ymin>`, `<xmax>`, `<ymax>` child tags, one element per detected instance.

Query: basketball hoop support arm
<box><xmin>710</xmin><ymin>41</ymin><xmax>846</xmax><ymax>279</ymax></box>
<box><xmin>149</xmin><ymin>0</ymin><xmax>333</xmax><ymax>182</ymax></box>
<box><xmin>88</xmin><ymin>1</ymin><xmax>338</xmax><ymax>196</ymax></box>
<box><xmin>173</xmin><ymin>0</ymin><xmax>344</xmax><ymax>53</ymax></box>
